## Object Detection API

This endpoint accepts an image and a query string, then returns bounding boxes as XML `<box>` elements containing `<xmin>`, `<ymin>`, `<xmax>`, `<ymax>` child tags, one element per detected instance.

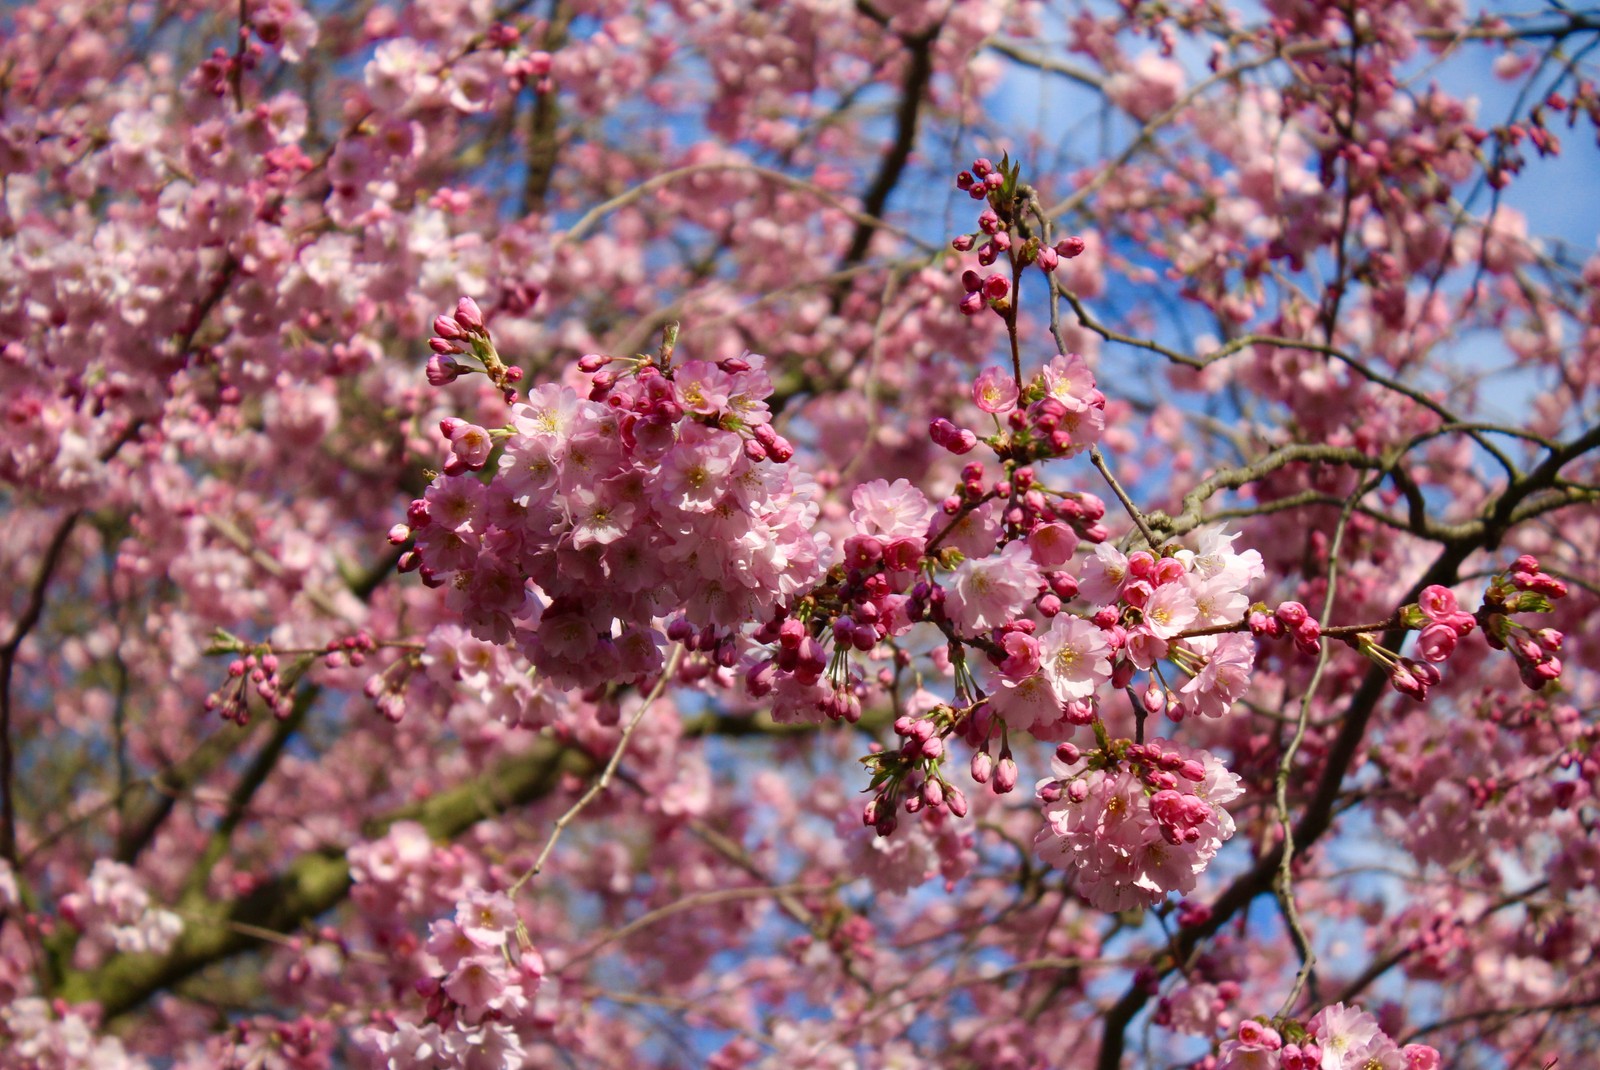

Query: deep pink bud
<box><xmin>1293</xmin><ymin>618</ymin><xmax>1322</xmax><ymax>655</ymax></box>
<box><xmin>1416</xmin><ymin>622</ymin><xmax>1457</xmax><ymax>663</ymax></box>
<box><xmin>1417</xmin><ymin>584</ymin><xmax>1459</xmax><ymax>620</ymax></box>
<box><xmin>958</xmin><ymin>291</ymin><xmax>985</xmax><ymax>316</ymax></box>
<box><xmin>1056</xmin><ymin>236</ymin><xmax>1086</xmax><ymax>258</ymax></box>
<box><xmin>1275</xmin><ymin>601</ymin><xmax>1308</xmax><ymax>626</ymax></box>
<box><xmin>1249</xmin><ymin>610</ymin><xmax>1282</xmax><ymax>638</ymax></box>
<box><xmin>982</xmin><ymin>273</ymin><xmax>1009</xmax><ymax>299</ymax></box>
<box><xmin>454</xmin><ymin>296</ymin><xmax>485</xmax><ymax>332</ymax></box>
<box><xmin>432</xmin><ymin>314</ymin><xmax>464</xmax><ymax>339</ymax></box>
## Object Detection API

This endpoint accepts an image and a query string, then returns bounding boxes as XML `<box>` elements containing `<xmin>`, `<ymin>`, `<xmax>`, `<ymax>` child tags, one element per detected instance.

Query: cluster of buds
<box><xmin>321</xmin><ymin>631</ymin><xmax>379</xmax><ymax>670</ymax></box>
<box><xmin>929</xmin><ymin>416</ymin><xmax>979</xmax><ymax>454</ymax></box>
<box><xmin>1398</xmin><ymin>584</ymin><xmax>1477</xmax><ymax>663</ymax></box>
<box><xmin>196</xmin><ymin>43</ymin><xmax>264</xmax><ymax>98</ymax></box>
<box><xmin>967</xmin><ymin>731</ymin><xmax>1022</xmax><ymax>796</ymax></box>
<box><xmin>860</xmin><ymin>710</ymin><xmax>971</xmax><ymax>836</ymax></box>
<box><xmin>426</xmin><ymin>297</ymin><xmax>526</xmax><ymax>401</ymax></box>
<box><xmin>1479</xmin><ymin>555</ymin><xmax>1567</xmax><ymax>690</ymax></box>
<box><xmin>1247</xmin><ymin>600</ymin><xmax>1322</xmax><ymax>655</ymax></box>
<box><xmin>958</xmin><ymin>267</ymin><xmax>1009</xmax><ymax>316</ymax></box>
<box><xmin>667</xmin><ymin>617</ymin><xmax>741</xmax><ymax>684</ymax></box>
<box><xmin>203</xmin><ymin>633</ymin><xmax>294</xmax><ymax>723</ymax></box>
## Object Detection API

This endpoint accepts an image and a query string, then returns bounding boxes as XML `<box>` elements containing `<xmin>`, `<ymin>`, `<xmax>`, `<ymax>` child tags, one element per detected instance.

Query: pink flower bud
<box><xmin>946</xmin><ymin>786</ymin><xmax>969</xmax><ymax>818</ymax></box>
<box><xmin>1293</xmin><ymin>618</ymin><xmax>1322</xmax><ymax>655</ymax></box>
<box><xmin>982</xmin><ymin>273</ymin><xmax>1009</xmax><ymax>299</ymax></box>
<box><xmin>958</xmin><ymin>291</ymin><xmax>986</xmax><ymax>316</ymax></box>
<box><xmin>454</xmin><ymin>296</ymin><xmax>485</xmax><ymax>332</ymax></box>
<box><xmin>1275</xmin><ymin>600</ymin><xmax>1308</xmax><ymax>626</ymax></box>
<box><xmin>971</xmin><ymin>750</ymin><xmax>994</xmax><ymax>783</ymax></box>
<box><xmin>994</xmin><ymin>756</ymin><xmax>1018</xmax><ymax>794</ymax></box>
<box><xmin>426</xmin><ymin>354</ymin><xmax>463</xmax><ymax>385</ymax></box>
<box><xmin>1416</xmin><ymin>622</ymin><xmax>1457</xmax><ymax>663</ymax></box>
<box><xmin>1056</xmin><ymin>235</ymin><xmax>1086</xmax><ymax>258</ymax></box>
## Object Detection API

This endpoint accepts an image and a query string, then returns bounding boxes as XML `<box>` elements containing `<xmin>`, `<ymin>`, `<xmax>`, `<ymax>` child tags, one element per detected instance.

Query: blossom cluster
<box><xmin>356</xmin><ymin>890</ymin><xmax>548</xmax><ymax>1070</ymax></box>
<box><xmin>1213</xmin><ymin>1002</ymin><xmax>1440</xmax><ymax>1070</ymax></box>
<box><xmin>0</xmin><ymin>998</ymin><xmax>149</xmax><ymax>1070</ymax></box>
<box><xmin>1035</xmin><ymin>738</ymin><xmax>1243</xmax><ymax>910</ymax></box>
<box><xmin>57</xmin><ymin>860</ymin><xmax>182</xmax><ymax>959</ymax></box>
<box><xmin>399</xmin><ymin>308</ymin><xmax>830</xmax><ymax>692</ymax></box>
<box><xmin>746</xmin><ymin>351</ymin><xmax>1111</xmax><ymax>728</ymax></box>
<box><xmin>983</xmin><ymin>527</ymin><xmax>1264</xmax><ymax>735</ymax></box>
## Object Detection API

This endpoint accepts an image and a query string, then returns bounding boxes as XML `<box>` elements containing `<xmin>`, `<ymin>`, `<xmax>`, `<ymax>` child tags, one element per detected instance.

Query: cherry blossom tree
<box><xmin>1</xmin><ymin>0</ymin><xmax>1598</xmax><ymax>1068</ymax></box>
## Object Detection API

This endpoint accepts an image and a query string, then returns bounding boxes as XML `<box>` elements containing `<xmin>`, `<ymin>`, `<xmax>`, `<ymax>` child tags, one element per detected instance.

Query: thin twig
<box><xmin>1275</xmin><ymin>470</ymin><xmax>1382</xmax><ymax>1015</ymax></box>
<box><xmin>509</xmin><ymin>646</ymin><xmax>683</xmax><ymax>895</ymax></box>
<box><xmin>1088</xmin><ymin>446</ymin><xmax>1161</xmax><ymax>549</ymax></box>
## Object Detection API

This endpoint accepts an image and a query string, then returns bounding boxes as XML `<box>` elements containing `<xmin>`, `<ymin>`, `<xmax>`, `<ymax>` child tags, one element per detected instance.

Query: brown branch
<box><xmin>836</xmin><ymin>25</ymin><xmax>940</xmax><ymax>271</ymax></box>
<box><xmin>0</xmin><ymin>511</ymin><xmax>83</xmax><ymax>865</ymax></box>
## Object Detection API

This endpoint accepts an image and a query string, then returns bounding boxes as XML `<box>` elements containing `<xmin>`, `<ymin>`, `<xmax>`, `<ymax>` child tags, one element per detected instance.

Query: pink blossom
<box><xmin>1142</xmin><ymin>580</ymin><xmax>1199</xmax><ymax>639</ymax></box>
<box><xmin>946</xmin><ymin>540</ymin><xmax>1042</xmax><ymax>633</ymax></box>
<box><xmin>1027</xmin><ymin>521</ymin><xmax>1079</xmax><ymax>568</ymax></box>
<box><xmin>1417</xmin><ymin>584</ymin><xmax>1460</xmax><ymax>620</ymax></box>
<box><xmin>1039</xmin><ymin>613</ymin><xmax>1113</xmax><ymax>701</ymax></box>
<box><xmin>972</xmin><ymin>367</ymin><xmax>1018</xmax><ymax>413</ymax></box>
<box><xmin>1077</xmin><ymin>542</ymin><xmax>1130</xmax><ymax>605</ymax></box>
<box><xmin>850</xmin><ymin>478</ymin><xmax>935</xmax><ymax>539</ymax></box>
